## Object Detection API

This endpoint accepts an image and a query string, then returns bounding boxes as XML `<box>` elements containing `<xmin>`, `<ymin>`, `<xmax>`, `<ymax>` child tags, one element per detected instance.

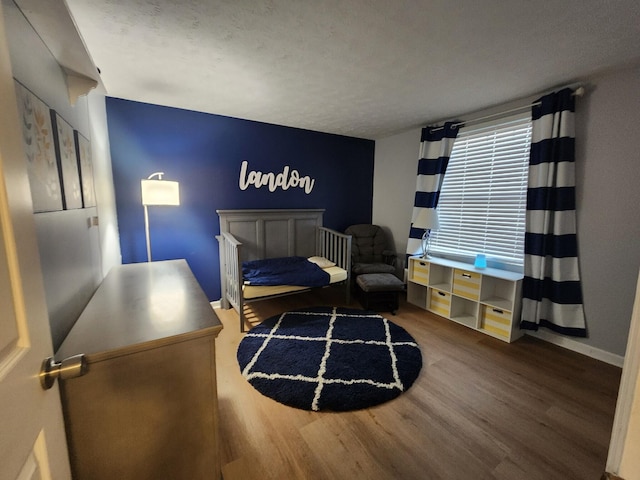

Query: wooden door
<box><xmin>0</xmin><ymin>3</ymin><xmax>71</xmax><ymax>478</ymax></box>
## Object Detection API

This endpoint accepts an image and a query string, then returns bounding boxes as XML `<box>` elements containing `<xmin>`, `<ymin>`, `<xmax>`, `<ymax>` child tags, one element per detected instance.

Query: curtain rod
<box><xmin>430</xmin><ymin>85</ymin><xmax>586</xmax><ymax>132</ymax></box>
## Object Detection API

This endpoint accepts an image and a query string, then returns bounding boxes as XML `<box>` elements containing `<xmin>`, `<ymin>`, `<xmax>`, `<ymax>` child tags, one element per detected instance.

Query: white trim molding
<box><xmin>525</xmin><ymin>330</ymin><xmax>624</xmax><ymax>368</ymax></box>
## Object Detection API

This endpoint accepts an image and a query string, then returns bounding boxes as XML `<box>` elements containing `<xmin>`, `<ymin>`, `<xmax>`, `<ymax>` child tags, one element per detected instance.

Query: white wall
<box><xmin>3</xmin><ymin>1</ymin><xmax>120</xmax><ymax>276</ymax></box>
<box><xmin>373</xmin><ymin>65</ymin><xmax>640</xmax><ymax>360</ymax></box>
<box><xmin>573</xmin><ymin>66</ymin><xmax>640</xmax><ymax>358</ymax></box>
<box><xmin>372</xmin><ymin>127</ymin><xmax>421</xmax><ymax>273</ymax></box>
<box><xmin>3</xmin><ymin>0</ymin><xmax>89</xmax><ymax>137</ymax></box>
<box><xmin>87</xmin><ymin>93</ymin><xmax>121</xmax><ymax>275</ymax></box>
<box><xmin>3</xmin><ymin>0</ymin><xmax>120</xmax><ymax>347</ymax></box>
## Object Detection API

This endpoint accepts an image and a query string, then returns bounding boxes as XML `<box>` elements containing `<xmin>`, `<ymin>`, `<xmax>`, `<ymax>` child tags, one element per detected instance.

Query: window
<box><xmin>430</xmin><ymin>113</ymin><xmax>531</xmax><ymax>268</ymax></box>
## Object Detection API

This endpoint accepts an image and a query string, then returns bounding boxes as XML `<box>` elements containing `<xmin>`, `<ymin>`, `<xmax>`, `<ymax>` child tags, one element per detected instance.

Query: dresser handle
<box><xmin>438</xmin><ymin>291</ymin><xmax>446</xmax><ymax>297</ymax></box>
<box><xmin>492</xmin><ymin>308</ymin><xmax>504</xmax><ymax>314</ymax></box>
<box><xmin>462</xmin><ymin>273</ymin><xmax>472</xmax><ymax>278</ymax></box>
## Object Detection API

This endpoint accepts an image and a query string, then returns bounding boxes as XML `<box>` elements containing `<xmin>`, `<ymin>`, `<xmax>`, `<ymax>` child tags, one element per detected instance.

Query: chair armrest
<box><xmin>382</xmin><ymin>250</ymin><xmax>397</xmax><ymax>266</ymax></box>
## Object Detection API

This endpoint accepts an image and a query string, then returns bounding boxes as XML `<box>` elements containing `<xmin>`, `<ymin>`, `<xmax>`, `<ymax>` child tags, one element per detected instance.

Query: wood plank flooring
<box><xmin>214</xmin><ymin>287</ymin><xmax>621</xmax><ymax>480</ymax></box>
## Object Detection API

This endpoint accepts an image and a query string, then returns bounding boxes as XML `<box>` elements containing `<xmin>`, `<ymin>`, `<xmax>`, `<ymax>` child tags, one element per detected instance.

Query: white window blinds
<box><xmin>430</xmin><ymin>113</ymin><xmax>532</xmax><ymax>267</ymax></box>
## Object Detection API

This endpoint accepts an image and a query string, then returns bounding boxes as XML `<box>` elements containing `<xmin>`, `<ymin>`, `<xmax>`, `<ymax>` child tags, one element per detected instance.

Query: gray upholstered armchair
<box><xmin>344</xmin><ymin>224</ymin><xmax>397</xmax><ymax>276</ymax></box>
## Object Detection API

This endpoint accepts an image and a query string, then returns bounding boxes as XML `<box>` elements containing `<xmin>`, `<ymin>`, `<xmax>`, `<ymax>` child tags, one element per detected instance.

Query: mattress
<box><xmin>243</xmin><ymin>265</ymin><xmax>348</xmax><ymax>300</ymax></box>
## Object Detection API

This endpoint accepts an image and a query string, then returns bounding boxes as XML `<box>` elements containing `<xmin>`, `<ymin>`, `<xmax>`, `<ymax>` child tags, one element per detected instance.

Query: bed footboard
<box><xmin>318</xmin><ymin>226</ymin><xmax>352</xmax><ymax>304</ymax></box>
<box><xmin>217</xmin><ymin>232</ymin><xmax>243</xmax><ymax>316</ymax></box>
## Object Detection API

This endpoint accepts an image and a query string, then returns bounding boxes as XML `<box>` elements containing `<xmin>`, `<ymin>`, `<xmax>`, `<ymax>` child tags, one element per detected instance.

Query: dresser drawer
<box><xmin>452</xmin><ymin>269</ymin><xmax>481</xmax><ymax>300</ymax></box>
<box><xmin>480</xmin><ymin>305</ymin><xmax>513</xmax><ymax>340</ymax></box>
<box><xmin>429</xmin><ymin>289</ymin><xmax>451</xmax><ymax>317</ymax></box>
<box><xmin>411</xmin><ymin>259</ymin><xmax>429</xmax><ymax>284</ymax></box>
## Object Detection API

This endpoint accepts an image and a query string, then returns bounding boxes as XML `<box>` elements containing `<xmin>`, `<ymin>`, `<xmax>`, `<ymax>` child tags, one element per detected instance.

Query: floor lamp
<box><xmin>412</xmin><ymin>208</ymin><xmax>439</xmax><ymax>258</ymax></box>
<box><xmin>141</xmin><ymin>172</ymin><xmax>180</xmax><ymax>262</ymax></box>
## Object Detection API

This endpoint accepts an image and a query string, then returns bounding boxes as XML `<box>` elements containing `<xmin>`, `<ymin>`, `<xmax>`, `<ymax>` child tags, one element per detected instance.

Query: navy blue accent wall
<box><xmin>107</xmin><ymin>98</ymin><xmax>375</xmax><ymax>301</ymax></box>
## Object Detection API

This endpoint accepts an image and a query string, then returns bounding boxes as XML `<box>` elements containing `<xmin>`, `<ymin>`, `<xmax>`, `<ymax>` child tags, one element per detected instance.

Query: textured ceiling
<box><xmin>64</xmin><ymin>0</ymin><xmax>640</xmax><ymax>139</ymax></box>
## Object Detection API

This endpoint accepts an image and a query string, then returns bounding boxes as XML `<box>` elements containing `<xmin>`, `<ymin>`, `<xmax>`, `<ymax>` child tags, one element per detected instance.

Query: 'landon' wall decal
<box><xmin>239</xmin><ymin>160</ymin><xmax>316</xmax><ymax>194</ymax></box>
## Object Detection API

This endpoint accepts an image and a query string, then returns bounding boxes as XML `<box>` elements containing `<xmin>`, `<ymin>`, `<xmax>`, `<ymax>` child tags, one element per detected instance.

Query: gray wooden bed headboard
<box><xmin>216</xmin><ymin>209</ymin><xmax>325</xmax><ymax>262</ymax></box>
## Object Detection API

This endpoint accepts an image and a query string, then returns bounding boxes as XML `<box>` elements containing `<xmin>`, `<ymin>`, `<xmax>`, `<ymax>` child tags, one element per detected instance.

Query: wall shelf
<box><xmin>407</xmin><ymin>256</ymin><xmax>523</xmax><ymax>343</ymax></box>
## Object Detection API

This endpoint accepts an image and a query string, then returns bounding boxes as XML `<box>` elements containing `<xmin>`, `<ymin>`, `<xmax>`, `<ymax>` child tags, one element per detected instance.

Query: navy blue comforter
<box><xmin>242</xmin><ymin>256</ymin><xmax>330</xmax><ymax>287</ymax></box>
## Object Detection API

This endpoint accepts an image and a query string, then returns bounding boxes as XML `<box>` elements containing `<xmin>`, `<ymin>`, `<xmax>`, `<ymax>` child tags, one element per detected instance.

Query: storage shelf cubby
<box><xmin>407</xmin><ymin>256</ymin><xmax>523</xmax><ymax>343</ymax></box>
<box><xmin>480</xmin><ymin>297</ymin><xmax>513</xmax><ymax>312</ymax></box>
<box><xmin>450</xmin><ymin>295</ymin><xmax>479</xmax><ymax>329</ymax></box>
<box><xmin>428</xmin><ymin>264</ymin><xmax>452</xmax><ymax>292</ymax></box>
<box><xmin>406</xmin><ymin>281</ymin><xmax>427</xmax><ymax>309</ymax></box>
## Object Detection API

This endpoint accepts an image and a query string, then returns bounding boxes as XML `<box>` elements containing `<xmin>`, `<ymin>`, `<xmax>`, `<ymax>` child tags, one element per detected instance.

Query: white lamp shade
<box><xmin>141</xmin><ymin>179</ymin><xmax>180</xmax><ymax>206</ymax></box>
<box><xmin>412</xmin><ymin>208</ymin><xmax>440</xmax><ymax>230</ymax></box>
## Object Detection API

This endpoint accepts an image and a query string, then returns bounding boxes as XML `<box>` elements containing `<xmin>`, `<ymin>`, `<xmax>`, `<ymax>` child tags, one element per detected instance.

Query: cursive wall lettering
<box><xmin>239</xmin><ymin>160</ymin><xmax>315</xmax><ymax>194</ymax></box>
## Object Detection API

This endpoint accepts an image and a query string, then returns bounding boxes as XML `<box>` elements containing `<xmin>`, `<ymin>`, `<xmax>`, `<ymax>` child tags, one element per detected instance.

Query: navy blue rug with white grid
<box><xmin>237</xmin><ymin>306</ymin><xmax>422</xmax><ymax>411</ymax></box>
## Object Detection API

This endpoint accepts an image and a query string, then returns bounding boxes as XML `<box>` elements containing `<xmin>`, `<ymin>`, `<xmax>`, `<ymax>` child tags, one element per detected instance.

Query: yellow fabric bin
<box><xmin>452</xmin><ymin>269</ymin><xmax>481</xmax><ymax>300</ymax></box>
<box><xmin>411</xmin><ymin>260</ymin><xmax>429</xmax><ymax>285</ymax></box>
<box><xmin>481</xmin><ymin>305</ymin><xmax>512</xmax><ymax>340</ymax></box>
<box><xmin>429</xmin><ymin>289</ymin><xmax>450</xmax><ymax>317</ymax></box>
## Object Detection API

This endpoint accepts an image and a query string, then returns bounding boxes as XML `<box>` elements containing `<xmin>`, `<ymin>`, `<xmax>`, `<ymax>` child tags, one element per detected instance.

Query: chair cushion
<box><xmin>353</xmin><ymin>262</ymin><xmax>396</xmax><ymax>275</ymax></box>
<box><xmin>356</xmin><ymin>273</ymin><xmax>405</xmax><ymax>292</ymax></box>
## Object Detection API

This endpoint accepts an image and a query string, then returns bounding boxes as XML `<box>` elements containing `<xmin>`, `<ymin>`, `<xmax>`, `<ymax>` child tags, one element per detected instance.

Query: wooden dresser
<box><xmin>56</xmin><ymin>260</ymin><xmax>223</xmax><ymax>480</ymax></box>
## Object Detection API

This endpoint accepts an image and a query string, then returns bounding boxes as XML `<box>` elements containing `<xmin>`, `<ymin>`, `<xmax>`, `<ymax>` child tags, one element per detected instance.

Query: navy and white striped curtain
<box><xmin>520</xmin><ymin>88</ymin><xmax>587</xmax><ymax>337</ymax></box>
<box><xmin>407</xmin><ymin>122</ymin><xmax>459</xmax><ymax>257</ymax></box>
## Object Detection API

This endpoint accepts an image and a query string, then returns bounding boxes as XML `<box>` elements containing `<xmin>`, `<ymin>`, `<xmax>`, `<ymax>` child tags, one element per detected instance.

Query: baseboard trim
<box><xmin>210</xmin><ymin>300</ymin><xmax>221</xmax><ymax>309</ymax></box>
<box><xmin>525</xmin><ymin>330</ymin><xmax>624</xmax><ymax>368</ymax></box>
<box><xmin>600</xmin><ymin>472</ymin><xmax>625</xmax><ymax>480</ymax></box>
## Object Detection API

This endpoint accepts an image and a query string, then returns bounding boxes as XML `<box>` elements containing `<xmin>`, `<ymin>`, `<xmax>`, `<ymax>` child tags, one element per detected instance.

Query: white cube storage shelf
<box><xmin>407</xmin><ymin>256</ymin><xmax>523</xmax><ymax>343</ymax></box>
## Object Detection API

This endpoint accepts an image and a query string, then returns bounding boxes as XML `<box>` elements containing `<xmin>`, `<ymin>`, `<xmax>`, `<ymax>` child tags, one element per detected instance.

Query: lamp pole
<box><xmin>144</xmin><ymin>204</ymin><xmax>151</xmax><ymax>262</ymax></box>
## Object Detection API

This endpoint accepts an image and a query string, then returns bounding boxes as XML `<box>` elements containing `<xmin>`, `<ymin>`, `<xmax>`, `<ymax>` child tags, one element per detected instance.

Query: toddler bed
<box><xmin>216</xmin><ymin>209</ymin><xmax>352</xmax><ymax>332</ymax></box>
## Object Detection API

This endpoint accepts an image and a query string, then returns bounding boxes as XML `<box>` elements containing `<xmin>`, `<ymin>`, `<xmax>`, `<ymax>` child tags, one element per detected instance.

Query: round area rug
<box><xmin>237</xmin><ymin>306</ymin><xmax>422</xmax><ymax>411</ymax></box>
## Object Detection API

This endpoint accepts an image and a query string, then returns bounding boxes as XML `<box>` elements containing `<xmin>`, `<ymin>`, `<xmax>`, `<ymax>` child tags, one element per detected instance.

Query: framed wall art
<box><xmin>74</xmin><ymin>131</ymin><xmax>96</xmax><ymax>208</ymax></box>
<box><xmin>14</xmin><ymin>81</ymin><xmax>63</xmax><ymax>212</ymax></box>
<box><xmin>51</xmin><ymin>111</ymin><xmax>82</xmax><ymax>210</ymax></box>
